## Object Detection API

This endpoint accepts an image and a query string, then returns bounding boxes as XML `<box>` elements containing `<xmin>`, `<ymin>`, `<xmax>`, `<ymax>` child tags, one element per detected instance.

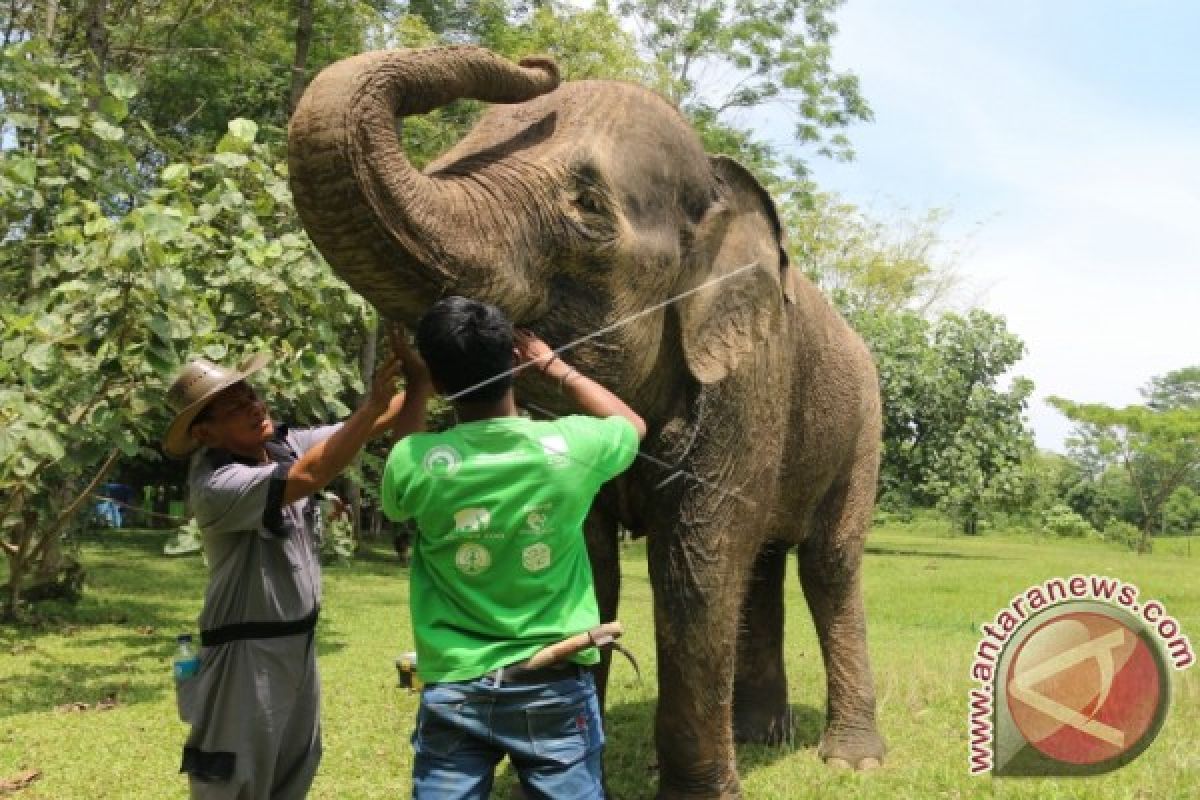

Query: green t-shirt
<box><xmin>382</xmin><ymin>414</ymin><xmax>639</xmax><ymax>683</ymax></box>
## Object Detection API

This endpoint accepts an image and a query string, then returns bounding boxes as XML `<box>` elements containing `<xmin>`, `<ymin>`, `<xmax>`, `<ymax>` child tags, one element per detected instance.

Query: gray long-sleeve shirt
<box><xmin>187</xmin><ymin>423</ymin><xmax>341</xmax><ymax>632</ymax></box>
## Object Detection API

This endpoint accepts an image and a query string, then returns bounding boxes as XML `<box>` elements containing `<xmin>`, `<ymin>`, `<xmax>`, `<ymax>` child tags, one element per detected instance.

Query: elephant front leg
<box><xmin>733</xmin><ymin>540</ymin><xmax>791</xmax><ymax>745</ymax></box>
<box><xmin>648</xmin><ymin>534</ymin><xmax>748</xmax><ymax>799</ymax></box>
<box><xmin>798</xmin><ymin>547</ymin><xmax>885</xmax><ymax>769</ymax></box>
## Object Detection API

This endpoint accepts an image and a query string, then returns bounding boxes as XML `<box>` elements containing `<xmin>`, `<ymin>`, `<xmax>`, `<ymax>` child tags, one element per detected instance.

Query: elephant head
<box><xmin>288</xmin><ymin>46</ymin><xmax>798</xmax><ymax>419</ymax></box>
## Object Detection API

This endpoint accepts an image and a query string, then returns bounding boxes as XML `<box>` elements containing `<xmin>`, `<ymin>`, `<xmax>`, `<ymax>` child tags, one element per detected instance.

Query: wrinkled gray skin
<box><xmin>289</xmin><ymin>46</ymin><xmax>885</xmax><ymax>798</ymax></box>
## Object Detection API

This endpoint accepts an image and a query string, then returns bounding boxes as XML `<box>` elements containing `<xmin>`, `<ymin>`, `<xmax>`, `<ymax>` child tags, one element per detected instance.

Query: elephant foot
<box><xmin>733</xmin><ymin>703</ymin><xmax>792</xmax><ymax>745</ymax></box>
<box><xmin>817</xmin><ymin>725</ymin><xmax>885</xmax><ymax>771</ymax></box>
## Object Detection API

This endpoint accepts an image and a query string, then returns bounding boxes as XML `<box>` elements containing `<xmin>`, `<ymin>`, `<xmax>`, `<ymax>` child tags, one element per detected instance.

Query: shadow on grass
<box><xmin>2</xmin><ymin>655</ymin><xmax>167</xmax><ymax>717</ymax></box>
<box><xmin>591</xmin><ymin>698</ymin><xmax>825</xmax><ymax>799</ymax></box>
<box><xmin>865</xmin><ymin>545</ymin><xmax>1004</xmax><ymax>560</ymax></box>
<box><xmin>322</xmin><ymin>540</ymin><xmax>409</xmax><ymax>578</ymax></box>
<box><xmin>315</xmin><ymin>617</ymin><xmax>348</xmax><ymax>658</ymax></box>
<box><xmin>1</xmin><ymin>528</ymin><xmax>356</xmax><ymax>716</ymax></box>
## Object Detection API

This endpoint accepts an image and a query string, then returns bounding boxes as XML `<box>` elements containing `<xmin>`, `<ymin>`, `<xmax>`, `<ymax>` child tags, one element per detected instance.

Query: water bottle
<box><xmin>173</xmin><ymin>634</ymin><xmax>201</xmax><ymax>723</ymax></box>
<box><xmin>173</xmin><ymin>634</ymin><xmax>200</xmax><ymax>681</ymax></box>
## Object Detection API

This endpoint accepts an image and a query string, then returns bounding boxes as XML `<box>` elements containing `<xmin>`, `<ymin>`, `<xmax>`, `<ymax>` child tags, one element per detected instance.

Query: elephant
<box><xmin>288</xmin><ymin>45</ymin><xmax>885</xmax><ymax>797</ymax></box>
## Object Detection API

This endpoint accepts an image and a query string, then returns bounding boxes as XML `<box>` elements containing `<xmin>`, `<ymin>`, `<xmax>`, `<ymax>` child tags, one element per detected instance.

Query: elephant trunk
<box><xmin>287</xmin><ymin>46</ymin><xmax>560</xmax><ymax>319</ymax></box>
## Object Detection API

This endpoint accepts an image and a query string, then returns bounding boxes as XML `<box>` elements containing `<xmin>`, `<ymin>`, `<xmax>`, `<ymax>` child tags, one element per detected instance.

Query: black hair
<box><xmin>415</xmin><ymin>296</ymin><xmax>514</xmax><ymax>404</ymax></box>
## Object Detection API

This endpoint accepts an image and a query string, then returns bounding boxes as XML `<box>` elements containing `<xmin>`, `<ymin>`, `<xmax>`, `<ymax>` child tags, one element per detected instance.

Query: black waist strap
<box><xmin>482</xmin><ymin>660</ymin><xmax>583</xmax><ymax>687</ymax></box>
<box><xmin>200</xmin><ymin>607</ymin><xmax>319</xmax><ymax>647</ymax></box>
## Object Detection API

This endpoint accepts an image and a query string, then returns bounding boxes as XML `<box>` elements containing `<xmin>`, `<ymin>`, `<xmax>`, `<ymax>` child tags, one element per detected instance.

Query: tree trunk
<box><xmin>26</xmin><ymin>0</ymin><xmax>58</xmax><ymax>296</ymax></box>
<box><xmin>1137</xmin><ymin>532</ymin><xmax>1153</xmax><ymax>554</ymax></box>
<box><xmin>43</xmin><ymin>0</ymin><xmax>58</xmax><ymax>37</ymax></box>
<box><xmin>10</xmin><ymin>451</ymin><xmax>120</xmax><ymax>614</ymax></box>
<box><xmin>287</xmin><ymin>0</ymin><xmax>314</xmax><ymax>117</ymax></box>
<box><xmin>85</xmin><ymin>0</ymin><xmax>109</xmax><ymax>87</ymax></box>
<box><xmin>348</xmin><ymin>320</ymin><xmax>379</xmax><ymax>539</ymax></box>
<box><xmin>3</xmin><ymin>495</ymin><xmax>32</xmax><ymax>620</ymax></box>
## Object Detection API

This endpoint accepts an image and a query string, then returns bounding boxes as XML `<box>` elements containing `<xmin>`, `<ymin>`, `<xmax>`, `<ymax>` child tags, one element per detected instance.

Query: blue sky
<box><xmin>746</xmin><ymin>1</ymin><xmax>1200</xmax><ymax>450</ymax></box>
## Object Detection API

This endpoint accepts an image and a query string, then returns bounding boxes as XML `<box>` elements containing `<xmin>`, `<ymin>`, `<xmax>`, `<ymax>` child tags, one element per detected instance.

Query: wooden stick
<box><xmin>524</xmin><ymin>621</ymin><xmax>624</xmax><ymax>669</ymax></box>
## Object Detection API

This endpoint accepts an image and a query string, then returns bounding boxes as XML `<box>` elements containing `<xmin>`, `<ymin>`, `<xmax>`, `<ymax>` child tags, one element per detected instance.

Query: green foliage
<box><xmin>318</xmin><ymin>511</ymin><xmax>358</xmax><ymax>565</ymax></box>
<box><xmin>1141</xmin><ymin>364</ymin><xmax>1200</xmax><ymax>411</ymax></box>
<box><xmin>488</xmin><ymin>5</ymin><xmax>649</xmax><ymax>82</ymax></box>
<box><xmin>618</xmin><ymin>0</ymin><xmax>871</xmax><ymax>174</ymax></box>
<box><xmin>1050</xmin><ymin>388</ymin><xmax>1200</xmax><ymax>552</ymax></box>
<box><xmin>1040</xmin><ymin>503</ymin><xmax>1096</xmax><ymax>539</ymax></box>
<box><xmin>783</xmin><ymin>189</ymin><xmax>960</xmax><ymax>316</ymax></box>
<box><xmin>163</xmin><ymin>519</ymin><xmax>204</xmax><ymax>557</ymax></box>
<box><xmin>1164</xmin><ymin>485</ymin><xmax>1200</xmax><ymax>535</ymax></box>
<box><xmin>113</xmin><ymin>0</ymin><xmax>384</xmax><ymax>141</ymax></box>
<box><xmin>1062</xmin><ymin>464</ymin><xmax>1138</xmax><ymax>530</ymax></box>
<box><xmin>0</xmin><ymin>41</ymin><xmax>367</xmax><ymax>615</ymax></box>
<box><xmin>689</xmin><ymin>105</ymin><xmax>787</xmax><ymax>178</ymax></box>
<box><xmin>854</xmin><ymin>308</ymin><xmax>1033</xmax><ymax>528</ymax></box>
<box><xmin>1009</xmin><ymin>450</ymin><xmax>1074</xmax><ymax>520</ymax></box>
<box><xmin>1101</xmin><ymin>519</ymin><xmax>1144</xmax><ymax>552</ymax></box>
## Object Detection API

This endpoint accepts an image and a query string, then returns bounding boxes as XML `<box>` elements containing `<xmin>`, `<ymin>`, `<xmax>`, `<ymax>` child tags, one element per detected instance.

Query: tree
<box><xmin>288</xmin><ymin>0</ymin><xmax>316</xmax><ymax>117</ymax></box>
<box><xmin>1163</xmin><ymin>486</ymin><xmax>1200</xmax><ymax>535</ymax></box>
<box><xmin>780</xmin><ymin>187</ymin><xmax>960</xmax><ymax>318</ymax></box>
<box><xmin>488</xmin><ymin>4</ymin><xmax>649</xmax><ymax>81</ymax></box>
<box><xmin>858</xmin><ymin>309</ymin><xmax>1034</xmax><ymax>530</ymax></box>
<box><xmin>0</xmin><ymin>41</ymin><xmax>369</xmax><ymax>617</ymax></box>
<box><xmin>5</xmin><ymin>0</ymin><xmax>397</xmax><ymax>142</ymax></box>
<box><xmin>1049</xmin><ymin>393</ymin><xmax>1200</xmax><ymax>553</ymax></box>
<box><xmin>617</xmin><ymin>0</ymin><xmax>871</xmax><ymax>175</ymax></box>
<box><xmin>1142</xmin><ymin>365</ymin><xmax>1200</xmax><ymax>411</ymax></box>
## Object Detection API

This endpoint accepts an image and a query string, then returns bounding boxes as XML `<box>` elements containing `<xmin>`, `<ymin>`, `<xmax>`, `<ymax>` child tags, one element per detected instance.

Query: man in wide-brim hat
<box><xmin>163</xmin><ymin>336</ymin><xmax>430</xmax><ymax>800</ymax></box>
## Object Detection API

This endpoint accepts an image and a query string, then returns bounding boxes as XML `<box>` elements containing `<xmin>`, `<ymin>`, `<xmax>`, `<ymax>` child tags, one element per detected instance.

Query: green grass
<box><xmin>1</xmin><ymin>526</ymin><xmax>1197</xmax><ymax>799</ymax></box>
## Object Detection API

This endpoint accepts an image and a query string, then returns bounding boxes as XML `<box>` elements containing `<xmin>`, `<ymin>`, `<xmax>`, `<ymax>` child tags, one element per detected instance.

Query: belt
<box><xmin>481</xmin><ymin>660</ymin><xmax>583</xmax><ymax>687</ymax></box>
<box><xmin>200</xmin><ymin>607</ymin><xmax>319</xmax><ymax>647</ymax></box>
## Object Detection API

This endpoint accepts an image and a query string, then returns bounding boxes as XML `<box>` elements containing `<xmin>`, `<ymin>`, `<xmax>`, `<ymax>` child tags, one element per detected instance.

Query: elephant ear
<box><xmin>676</xmin><ymin>155</ymin><xmax>795</xmax><ymax>384</ymax></box>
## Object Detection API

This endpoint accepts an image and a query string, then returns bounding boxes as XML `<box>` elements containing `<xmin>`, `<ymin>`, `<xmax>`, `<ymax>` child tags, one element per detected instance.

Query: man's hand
<box><xmin>514</xmin><ymin>329</ymin><xmax>568</xmax><ymax>378</ymax></box>
<box><xmin>389</xmin><ymin>324</ymin><xmax>433</xmax><ymax>393</ymax></box>
<box><xmin>514</xmin><ymin>330</ymin><xmax>646</xmax><ymax>440</ymax></box>
<box><xmin>366</xmin><ymin>354</ymin><xmax>401</xmax><ymax>413</ymax></box>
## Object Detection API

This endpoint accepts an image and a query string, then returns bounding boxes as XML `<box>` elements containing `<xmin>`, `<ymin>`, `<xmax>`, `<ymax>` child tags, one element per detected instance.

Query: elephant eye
<box><xmin>568</xmin><ymin>192</ymin><xmax>617</xmax><ymax>246</ymax></box>
<box><xmin>565</xmin><ymin>164</ymin><xmax>619</xmax><ymax>247</ymax></box>
<box><xmin>569</xmin><ymin>163</ymin><xmax>612</xmax><ymax>215</ymax></box>
<box><xmin>576</xmin><ymin>190</ymin><xmax>602</xmax><ymax>215</ymax></box>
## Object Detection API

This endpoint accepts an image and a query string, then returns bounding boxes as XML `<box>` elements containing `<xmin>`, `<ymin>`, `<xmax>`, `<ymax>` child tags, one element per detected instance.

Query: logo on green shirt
<box><xmin>539</xmin><ymin>435</ymin><xmax>570</xmax><ymax>468</ymax></box>
<box><xmin>452</xmin><ymin>507</ymin><xmax>491</xmax><ymax>533</ymax></box>
<box><xmin>521</xmin><ymin>503</ymin><xmax>553</xmax><ymax>534</ymax></box>
<box><xmin>522</xmin><ymin>542</ymin><xmax>552</xmax><ymax>572</ymax></box>
<box><xmin>423</xmin><ymin>444</ymin><xmax>462</xmax><ymax>476</ymax></box>
<box><xmin>454</xmin><ymin>542</ymin><xmax>492</xmax><ymax>575</ymax></box>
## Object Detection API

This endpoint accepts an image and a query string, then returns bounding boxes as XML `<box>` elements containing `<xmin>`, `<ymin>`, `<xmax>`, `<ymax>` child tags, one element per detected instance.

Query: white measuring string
<box><xmin>442</xmin><ymin>261</ymin><xmax>760</xmax><ymax>404</ymax></box>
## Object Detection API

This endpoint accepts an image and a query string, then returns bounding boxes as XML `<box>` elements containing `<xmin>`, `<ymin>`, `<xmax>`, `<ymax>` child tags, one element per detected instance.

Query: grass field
<box><xmin>1</xmin><ymin>523</ymin><xmax>1197</xmax><ymax>799</ymax></box>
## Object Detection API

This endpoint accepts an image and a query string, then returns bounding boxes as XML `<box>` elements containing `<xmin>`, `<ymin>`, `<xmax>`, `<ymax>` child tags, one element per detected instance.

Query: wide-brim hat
<box><xmin>162</xmin><ymin>353</ymin><xmax>270</xmax><ymax>459</ymax></box>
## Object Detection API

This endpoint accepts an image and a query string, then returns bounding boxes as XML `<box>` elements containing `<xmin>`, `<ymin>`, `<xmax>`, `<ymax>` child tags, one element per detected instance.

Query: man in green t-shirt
<box><xmin>382</xmin><ymin>296</ymin><xmax>645</xmax><ymax>799</ymax></box>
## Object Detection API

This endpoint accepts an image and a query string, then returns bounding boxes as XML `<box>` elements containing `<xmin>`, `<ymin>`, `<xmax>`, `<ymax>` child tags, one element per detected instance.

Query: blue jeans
<box><xmin>411</xmin><ymin>668</ymin><xmax>605</xmax><ymax>799</ymax></box>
